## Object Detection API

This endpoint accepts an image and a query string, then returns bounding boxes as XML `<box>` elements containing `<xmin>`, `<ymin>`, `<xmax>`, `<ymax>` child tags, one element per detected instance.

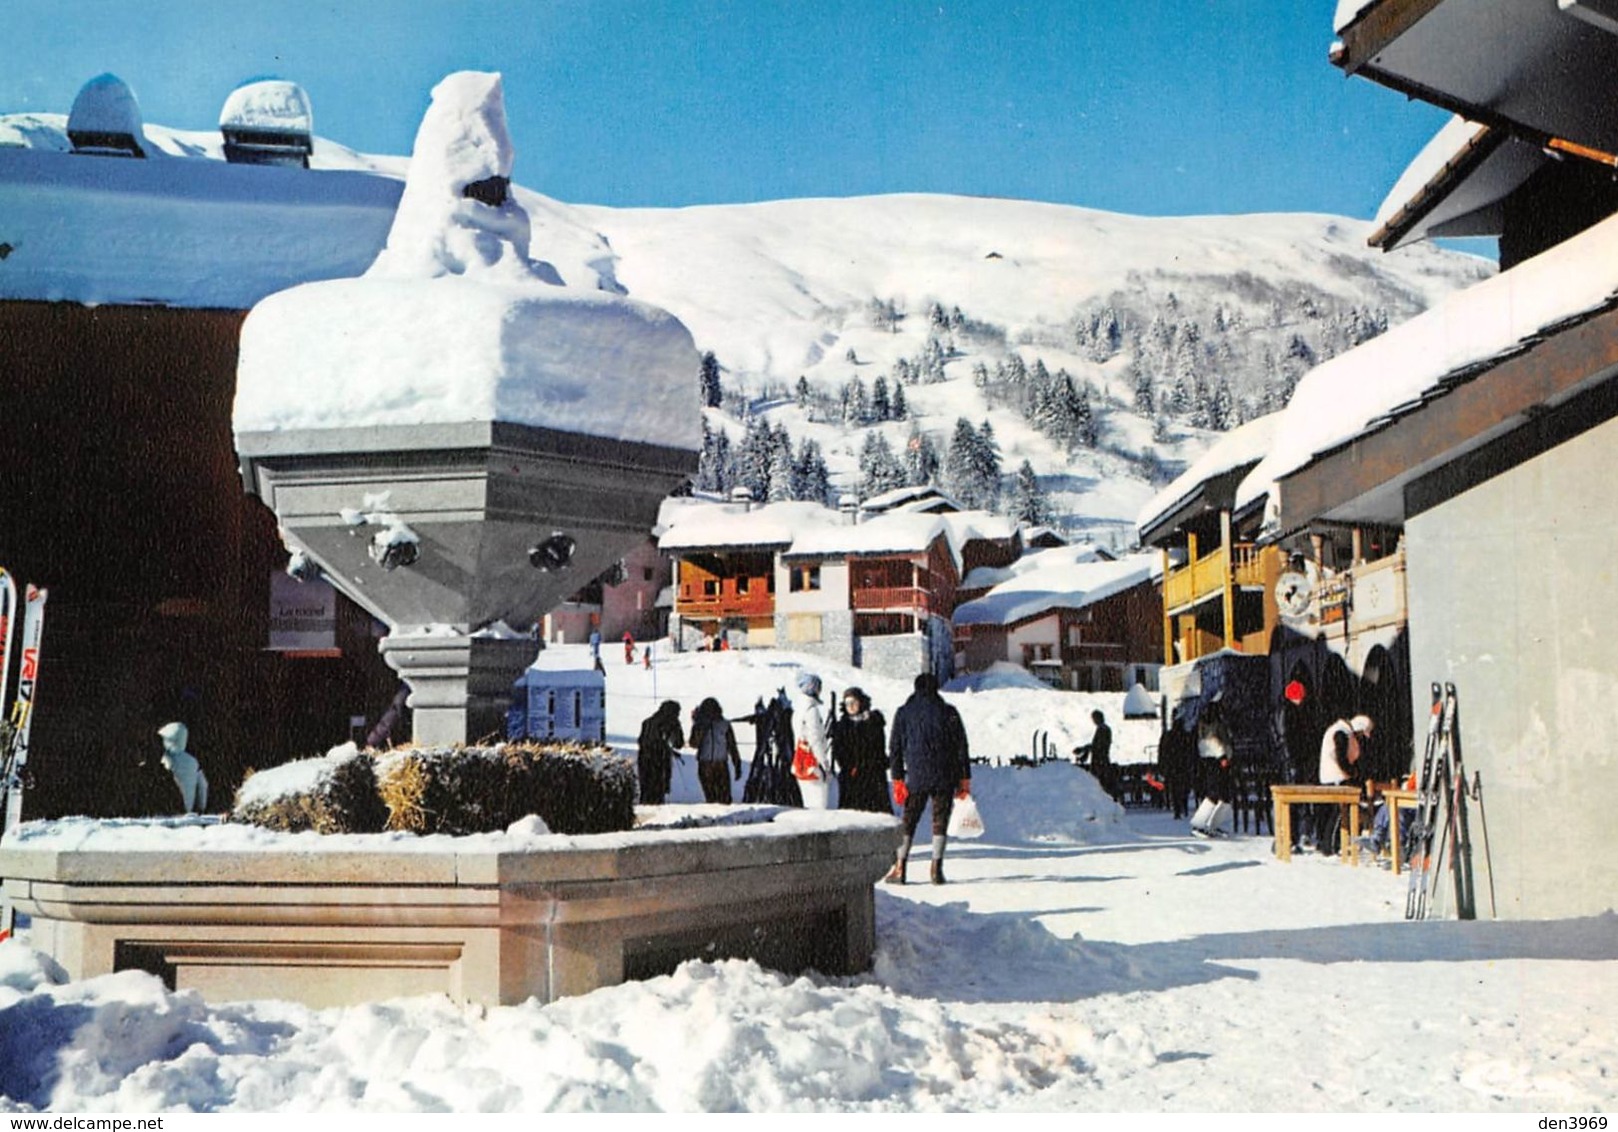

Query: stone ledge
<box><xmin>2</xmin><ymin>810</ymin><xmax>899</xmax><ymax>1008</ymax></box>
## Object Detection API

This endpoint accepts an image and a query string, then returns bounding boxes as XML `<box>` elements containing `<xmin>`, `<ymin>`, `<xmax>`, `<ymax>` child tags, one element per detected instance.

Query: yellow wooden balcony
<box><xmin>1164</xmin><ymin>543</ymin><xmax>1268</xmax><ymax>613</ymax></box>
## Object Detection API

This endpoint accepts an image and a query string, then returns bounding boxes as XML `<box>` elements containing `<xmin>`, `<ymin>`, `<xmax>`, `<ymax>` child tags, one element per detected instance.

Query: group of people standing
<box><xmin>633</xmin><ymin>670</ymin><xmax>973</xmax><ymax>885</ymax></box>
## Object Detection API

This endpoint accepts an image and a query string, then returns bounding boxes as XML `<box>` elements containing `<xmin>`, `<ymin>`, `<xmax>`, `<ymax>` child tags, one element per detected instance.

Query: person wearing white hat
<box><xmin>156</xmin><ymin>721</ymin><xmax>208</xmax><ymax>814</ymax></box>
<box><xmin>791</xmin><ymin>670</ymin><xmax>833</xmax><ymax>809</ymax></box>
<box><xmin>1315</xmin><ymin>713</ymin><xmax>1373</xmax><ymax>856</ymax></box>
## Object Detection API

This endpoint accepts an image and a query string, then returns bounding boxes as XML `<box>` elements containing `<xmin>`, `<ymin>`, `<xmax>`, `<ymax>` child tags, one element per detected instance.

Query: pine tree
<box><xmin>890</xmin><ymin>378</ymin><xmax>908</xmax><ymax>421</ymax></box>
<box><xmin>698</xmin><ymin>351</ymin><xmax>723</xmax><ymax>409</ymax></box>
<box><xmin>973</xmin><ymin>420</ymin><xmax>1003</xmax><ymax>511</ymax></box>
<box><xmin>903</xmin><ymin>424</ymin><xmax>939</xmax><ymax>486</ymax></box>
<box><xmin>858</xmin><ymin>432</ymin><xmax>907</xmax><ymax>498</ymax></box>
<box><xmin>767</xmin><ymin>438</ymin><xmax>795</xmax><ymax>502</ymax></box>
<box><xmin>871</xmin><ymin>375</ymin><xmax>891</xmax><ymax>422</ymax></box>
<box><xmin>795</xmin><ymin>374</ymin><xmax>811</xmax><ymax>410</ymax></box>
<box><xmin>1010</xmin><ymin>460</ymin><xmax>1050</xmax><ymax>526</ymax></box>
<box><xmin>841</xmin><ymin>377</ymin><xmax>869</xmax><ymax>426</ymax></box>
<box><xmin>793</xmin><ymin>438</ymin><xmax>830</xmax><ymax>504</ymax></box>
<box><xmin>944</xmin><ymin>418</ymin><xmax>982</xmax><ymax>507</ymax></box>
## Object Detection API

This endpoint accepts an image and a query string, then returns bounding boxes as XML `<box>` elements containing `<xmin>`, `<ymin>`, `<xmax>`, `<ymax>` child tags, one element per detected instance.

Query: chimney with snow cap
<box><xmin>67</xmin><ymin>73</ymin><xmax>147</xmax><ymax>158</ymax></box>
<box><xmin>219</xmin><ymin>79</ymin><xmax>314</xmax><ymax>168</ymax></box>
<box><xmin>839</xmin><ymin>494</ymin><xmax>860</xmax><ymax>524</ymax></box>
<box><xmin>729</xmin><ymin>486</ymin><xmax>755</xmax><ymax>513</ymax></box>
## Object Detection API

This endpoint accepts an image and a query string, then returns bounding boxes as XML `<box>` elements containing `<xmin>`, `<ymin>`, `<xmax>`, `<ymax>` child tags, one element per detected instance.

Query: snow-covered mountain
<box><xmin>557</xmin><ymin>195</ymin><xmax>1490</xmax><ymax>543</ymax></box>
<box><xmin>5</xmin><ymin>109</ymin><xmax>1493</xmax><ymax>543</ymax></box>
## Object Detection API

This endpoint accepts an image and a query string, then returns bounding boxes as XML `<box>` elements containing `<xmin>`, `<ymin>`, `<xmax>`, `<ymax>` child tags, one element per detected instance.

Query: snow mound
<box><xmin>233</xmin><ymin>71</ymin><xmax>701</xmax><ymax>450</ymax></box>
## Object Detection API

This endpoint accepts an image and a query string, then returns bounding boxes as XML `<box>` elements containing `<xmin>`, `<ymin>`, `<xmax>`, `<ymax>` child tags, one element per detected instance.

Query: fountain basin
<box><xmin>1</xmin><ymin>808</ymin><xmax>898</xmax><ymax>1008</ymax></box>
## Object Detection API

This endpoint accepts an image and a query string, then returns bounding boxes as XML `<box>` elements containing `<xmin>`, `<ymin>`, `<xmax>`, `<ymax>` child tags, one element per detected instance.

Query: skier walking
<box><xmin>886</xmin><ymin>673</ymin><xmax>972</xmax><ymax>885</ymax></box>
<box><xmin>790</xmin><ymin>671</ymin><xmax>833</xmax><ymax>809</ymax></box>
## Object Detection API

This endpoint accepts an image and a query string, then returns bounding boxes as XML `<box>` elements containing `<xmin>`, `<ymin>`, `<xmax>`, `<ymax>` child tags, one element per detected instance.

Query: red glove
<box><xmin>892</xmin><ymin>779</ymin><xmax>908</xmax><ymax>805</ymax></box>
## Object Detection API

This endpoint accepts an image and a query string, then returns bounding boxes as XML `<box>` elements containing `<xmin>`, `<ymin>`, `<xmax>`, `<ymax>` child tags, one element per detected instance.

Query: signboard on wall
<box><xmin>267</xmin><ymin>571</ymin><xmax>339</xmax><ymax>654</ymax></box>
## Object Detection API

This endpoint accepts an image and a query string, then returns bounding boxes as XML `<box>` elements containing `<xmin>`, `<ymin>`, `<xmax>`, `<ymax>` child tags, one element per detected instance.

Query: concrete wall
<box><xmin>1405</xmin><ymin>412</ymin><xmax>1618</xmax><ymax>920</ymax></box>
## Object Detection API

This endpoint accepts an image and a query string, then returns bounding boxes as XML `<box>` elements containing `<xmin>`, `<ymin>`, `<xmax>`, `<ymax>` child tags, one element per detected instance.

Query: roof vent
<box><xmin>729</xmin><ymin>486</ymin><xmax>754</xmax><ymax>512</ymax></box>
<box><xmin>219</xmin><ymin>80</ymin><xmax>313</xmax><ymax>167</ymax></box>
<box><xmin>67</xmin><ymin>73</ymin><xmax>147</xmax><ymax>158</ymax></box>
<box><xmin>838</xmin><ymin>494</ymin><xmax>860</xmax><ymax>524</ymax></box>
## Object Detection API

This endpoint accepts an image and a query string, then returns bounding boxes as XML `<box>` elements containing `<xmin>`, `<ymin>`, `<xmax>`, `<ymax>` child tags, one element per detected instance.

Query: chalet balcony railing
<box><xmin>851</xmin><ymin>586</ymin><xmax>933</xmax><ymax>615</ymax></box>
<box><xmin>675</xmin><ymin>589</ymin><xmax>776</xmax><ymax>619</ymax></box>
<box><xmin>1061</xmin><ymin>642</ymin><xmax>1125</xmax><ymax>664</ymax></box>
<box><xmin>1163</xmin><ymin>542</ymin><xmax>1263</xmax><ymax>612</ymax></box>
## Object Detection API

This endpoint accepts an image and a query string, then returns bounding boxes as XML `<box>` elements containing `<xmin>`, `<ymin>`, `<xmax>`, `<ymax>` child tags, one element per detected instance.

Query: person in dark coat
<box><xmin>830</xmin><ymin>686</ymin><xmax>892</xmax><ymax>814</ymax></box>
<box><xmin>1159</xmin><ymin>716</ymin><xmax>1195</xmax><ymax>821</ymax></box>
<box><xmin>886</xmin><ymin>672</ymin><xmax>971</xmax><ymax>885</ymax></box>
<box><xmin>1073</xmin><ymin>709</ymin><xmax>1116</xmax><ymax>800</ymax></box>
<box><xmin>689</xmin><ymin>697</ymin><xmax>743</xmax><ymax>805</ymax></box>
<box><xmin>637</xmin><ymin>700</ymin><xmax>684</xmax><ymax>804</ymax></box>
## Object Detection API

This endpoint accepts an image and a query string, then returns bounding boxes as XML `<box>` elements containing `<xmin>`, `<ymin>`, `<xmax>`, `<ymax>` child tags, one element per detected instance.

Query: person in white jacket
<box><xmin>791</xmin><ymin>671</ymin><xmax>833</xmax><ymax>809</ymax></box>
<box><xmin>156</xmin><ymin>721</ymin><xmax>208</xmax><ymax>814</ymax></box>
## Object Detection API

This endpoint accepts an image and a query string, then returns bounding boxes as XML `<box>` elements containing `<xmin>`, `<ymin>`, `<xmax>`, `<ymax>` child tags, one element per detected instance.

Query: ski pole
<box><xmin>1472</xmin><ymin>770</ymin><xmax>1497</xmax><ymax>920</ymax></box>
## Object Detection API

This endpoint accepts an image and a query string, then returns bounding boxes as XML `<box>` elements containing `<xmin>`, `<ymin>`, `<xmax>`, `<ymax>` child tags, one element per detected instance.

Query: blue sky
<box><xmin>2</xmin><ymin>1</ymin><xmax>1451</xmax><ymax>220</ymax></box>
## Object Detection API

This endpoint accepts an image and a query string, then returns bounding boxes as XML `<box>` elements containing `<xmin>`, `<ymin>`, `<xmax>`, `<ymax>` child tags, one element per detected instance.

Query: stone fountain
<box><xmin>1</xmin><ymin>73</ymin><xmax>896</xmax><ymax>1009</ymax></box>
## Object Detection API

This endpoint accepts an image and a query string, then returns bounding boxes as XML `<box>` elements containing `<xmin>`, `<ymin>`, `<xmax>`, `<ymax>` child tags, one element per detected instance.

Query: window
<box><xmin>788</xmin><ymin>613</ymin><xmax>823</xmax><ymax>642</ymax></box>
<box><xmin>736</xmin><ymin>576</ymin><xmax>750</xmax><ymax>594</ymax></box>
<box><xmin>703</xmin><ymin>579</ymin><xmax>720</xmax><ymax>597</ymax></box>
<box><xmin>789</xmin><ymin>564</ymin><xmax>821</xmax><ymax>592</ymax></box>
<box><xmin>1067</xmin><ymin>625</ymin><xmax>1081</xmax><ymax>648</ymax></box>
<box><xmin>643</xmin><ymin>567</ymin><xmax>655</xmax><ymax>582</ymax></box>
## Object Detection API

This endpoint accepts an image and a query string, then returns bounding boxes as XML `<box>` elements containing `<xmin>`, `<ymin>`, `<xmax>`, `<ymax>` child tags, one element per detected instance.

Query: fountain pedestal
<box><xmin>237</xmin><ymin>421</ymin><xmax>695</xmax><ymax>743</ymax></box>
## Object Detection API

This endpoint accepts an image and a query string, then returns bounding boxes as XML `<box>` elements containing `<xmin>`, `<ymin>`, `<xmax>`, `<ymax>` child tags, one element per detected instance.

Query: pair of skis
<box><xmin>1</xmin><ymin>571</ymin><xmax>48</xmax><ymax>937</ymax></box>
<box><xmin>1405</xmin><ymin>681</ymin><xmax>1491</xmax><ymax>921</ymax></box>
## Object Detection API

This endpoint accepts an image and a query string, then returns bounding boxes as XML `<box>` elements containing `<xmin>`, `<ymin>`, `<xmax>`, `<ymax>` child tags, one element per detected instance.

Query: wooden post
<box><xmin>1220</xmin><ymin>510</ymin><xmax>1236</xmax><ymax>649</ymax></box>
<box><xmin>1161</xmin><ymin>547</ymin><xmax>1173</xmax><ymax>666</ymax></box>
<box><xmin>1351</xmin><ymin>526</ymin><xmax>1364</xmax><ymax>565</ymax></box>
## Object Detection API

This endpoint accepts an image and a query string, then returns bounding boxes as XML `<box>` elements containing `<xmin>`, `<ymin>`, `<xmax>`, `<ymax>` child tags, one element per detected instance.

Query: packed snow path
<box><xmin>2</xmin><ymin>648</ymin><xmax>1613</xmax><ymax>1111</ymax></box>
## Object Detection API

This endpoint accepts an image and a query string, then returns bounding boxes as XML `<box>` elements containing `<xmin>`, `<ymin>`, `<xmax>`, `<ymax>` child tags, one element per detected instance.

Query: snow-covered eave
<box><xmin>953</xmin><ymin>565</ymin><xmax>1156</xmax><ymax>629</ymax></box>
<box><xmin>1236</xmin><ymin>208</ymin><xmax>1618</xmax><ymax>518</ymax></box>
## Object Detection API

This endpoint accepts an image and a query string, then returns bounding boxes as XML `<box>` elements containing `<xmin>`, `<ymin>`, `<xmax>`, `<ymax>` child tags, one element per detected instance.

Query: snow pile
<box><xmin>233</xmin><ymin>742</ymin><xmax>367</xmax><ymax>810</ymax></box>
<box><xmin>233</xmin><ymin>72</ymin><xmax>700</xmax><ymax>450</ymax></box>
<box><xmin>366</xmin><ymin>71</ymin><xmax>538</xmax><ymax>285</ymax></box>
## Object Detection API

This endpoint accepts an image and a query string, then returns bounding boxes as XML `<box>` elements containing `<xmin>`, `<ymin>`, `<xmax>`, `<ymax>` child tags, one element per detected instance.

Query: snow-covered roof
<box><xmin>0</xmin><ymin>138</ymin><xmax>402</xmax><ymax>308</ymax></box>
<box><xmin>232</xmin><ymin>73</ymin><xmax>699</xmax><ymax>450</ymax></box>
<box><xmin>1136</xmin><ymin>413</ymin><xmax>1281</xmax><ymax>540</ymax></box>
<box><xmin>657</xmin><ymin>500</ymin><xmax>827</xmax><ymax>553</ymax></box>
<box><xmin>859</xmin><ymin>484</ymin><xmax>962</xmax><ymax>514</ymax></box>
<box><xmin>953</xmin><ymin>553</ymin><xmax>1158</xmax><ymax>628</ymax></box>
<box><xmin>1370</xmin><ymin>116</ymin><xmax>1544</xmax><ymax>251</ymax></box>
<box><xmin>1236</xmin><ymin>208</ymin><xmax>1618</xmax><ymax>521</ymax></box>
<box><xmin>789</xmin><ymin>510</ymin><xmax>951</xmax><ymax>560</ymax></box>
<box><xmin>657</xmin><ymin>497</ymin><xmax>1012</xmax><ymax>577</ymax></box>
<box><xmin>960</xmin><ymin>543</ymin><xmax>1112</xmax><ymax>594</ymax></box>
<box><xmin>1333</xmin><ymin>0</ymin><xmax>1377</xmax><ymax>32</ymax></box>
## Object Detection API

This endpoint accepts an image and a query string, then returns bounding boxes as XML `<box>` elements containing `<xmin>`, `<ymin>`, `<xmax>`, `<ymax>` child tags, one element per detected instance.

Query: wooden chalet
<box><xmin>953</xmin><ymin>552</ymin><xmax>1163</xmax><ymax>692</ymax></box>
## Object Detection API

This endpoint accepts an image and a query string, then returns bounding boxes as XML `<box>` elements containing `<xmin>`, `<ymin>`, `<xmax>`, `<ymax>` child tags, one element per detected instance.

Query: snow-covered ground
<box><xmin>2</xmin><ymin>645</ymin><xmax>1614</xmax><ymax>1112</ymax></box>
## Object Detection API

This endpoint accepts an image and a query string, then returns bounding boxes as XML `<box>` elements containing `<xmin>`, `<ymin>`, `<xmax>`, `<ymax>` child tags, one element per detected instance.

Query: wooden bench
<box><xmin>1269</xmin><ymin>784</ymin><xmax>1363</xmax><ymax>865</ymax></box>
